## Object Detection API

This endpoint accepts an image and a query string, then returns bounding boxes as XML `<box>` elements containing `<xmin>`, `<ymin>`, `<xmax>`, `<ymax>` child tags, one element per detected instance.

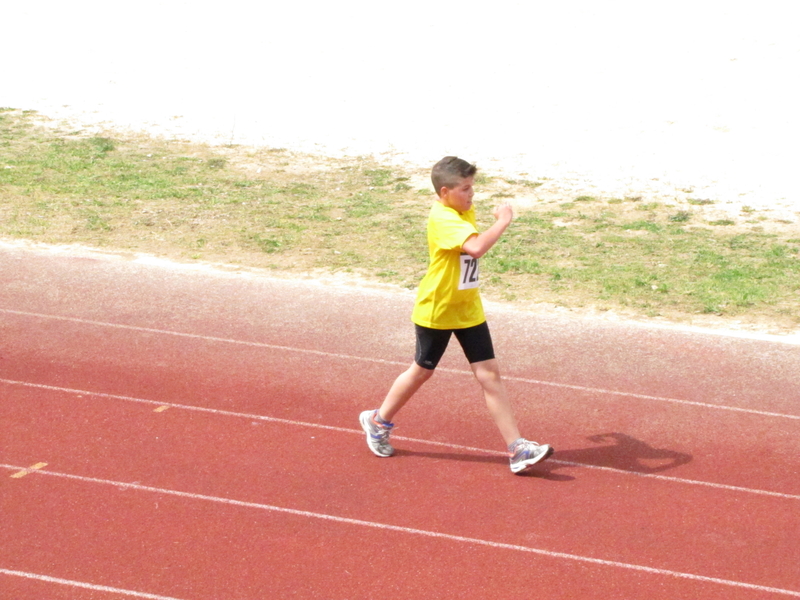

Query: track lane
<box><xmin>3</xmin><ymin>376</ymin><xmax>799</xmax><ymax>501</ymax></box>
<box><xmin>1</xmin><ymin>245</ymin><xmax>798</xmax><ymax>417</ymax></box>
<box><xmin>2</xmin><ymin>313</ymin><xmax>799</xmax><ymax>496</ymax></box>
<box><xmin>2</xmin><ymin>244</ymin><xmax>799</xmax><ymax>598</ymax></box>
<box><xmin>3</xmin><ymin>464</ymin><xmax>799</xmax><ymax>600</ymax></box>
<box><xmin>6</xmin><ymin>464</ymin><xmax>800</xmax><ymax>599</ymax></box>
<box><xmin>2</xmin><ymin>383</ymin><xmax>798</xmax><ymax>594</ymax></box>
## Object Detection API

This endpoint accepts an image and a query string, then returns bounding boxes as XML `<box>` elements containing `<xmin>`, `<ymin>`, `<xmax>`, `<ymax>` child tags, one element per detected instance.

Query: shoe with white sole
<box><xmin>359</xmin><ymin>409</ymin><xmax>395</xmax><ymax>457</ymax></box>
<box><xmin>508</xmin><ymin>438</ymin><xmax>553</xmax><ymax>473</ymax></box>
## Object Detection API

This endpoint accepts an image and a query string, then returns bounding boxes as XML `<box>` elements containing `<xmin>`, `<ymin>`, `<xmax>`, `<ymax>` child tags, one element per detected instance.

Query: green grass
<box><xmin>2</xmin><ymin>109</ymin><xmax>799</xmax><ymax>329</ymax></box>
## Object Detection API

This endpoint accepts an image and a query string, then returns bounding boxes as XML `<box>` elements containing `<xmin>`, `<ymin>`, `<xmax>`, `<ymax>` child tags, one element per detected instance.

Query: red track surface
<box><xmin>2</xmin><ymin>244</ymin><xmax>799</xmax><ymax>599</ymax></box>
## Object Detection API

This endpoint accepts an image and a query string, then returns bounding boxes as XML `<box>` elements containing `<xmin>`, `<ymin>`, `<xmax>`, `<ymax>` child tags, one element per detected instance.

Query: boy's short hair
<box><xmin>431</xmin><ymin>156</ymin><xmax>477</xmax><ymax>196</ymax></box>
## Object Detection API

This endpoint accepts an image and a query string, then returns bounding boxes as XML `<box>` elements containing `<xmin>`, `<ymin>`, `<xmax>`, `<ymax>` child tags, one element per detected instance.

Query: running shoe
<box><xmin>508</xmin><ymin>438</ymin><xmax>553</xmax><ymax>473</ymax></box>
<box><xmin>359</xmin><ymin>409</ymin><xmax>395</xmax><ymax>457</ymax></box>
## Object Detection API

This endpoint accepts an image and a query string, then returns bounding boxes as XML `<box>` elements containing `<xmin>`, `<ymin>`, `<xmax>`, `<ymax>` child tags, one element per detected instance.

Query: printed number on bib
<box><xmin>459</xmin><ymin>254</ymin><xmax>480</xmax><ymax>290</ymax></box>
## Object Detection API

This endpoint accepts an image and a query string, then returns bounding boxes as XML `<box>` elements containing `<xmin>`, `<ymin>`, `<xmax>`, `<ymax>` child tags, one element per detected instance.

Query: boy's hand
<box><xmin>462</xmin><ymin>201</ymin><xmax>514</xmax><ymax>259</ymax></box>
<box><xmin>493</xmin><ymin>201</ymin><xmax>514</xmax><ymax>225</ymax></box>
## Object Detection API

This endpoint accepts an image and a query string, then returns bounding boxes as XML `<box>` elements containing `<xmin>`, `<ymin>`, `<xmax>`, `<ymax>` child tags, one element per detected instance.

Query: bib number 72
<box><xmin>459</xmin><ymin>254</ymin><xmax>480</xmax><ymax>290</ymax></box>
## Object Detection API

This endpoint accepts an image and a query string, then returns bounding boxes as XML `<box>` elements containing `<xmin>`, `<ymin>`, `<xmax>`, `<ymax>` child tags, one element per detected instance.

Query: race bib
<box><xmin>458</xmin><ymin>254</ymin><xmax>480</xmax><ymax>290</ymax></box>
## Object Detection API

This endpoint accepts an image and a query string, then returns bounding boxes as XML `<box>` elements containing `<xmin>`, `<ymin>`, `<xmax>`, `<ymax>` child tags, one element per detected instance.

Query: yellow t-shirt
<box><xmin>411</xmin><ymin>201</ymin><xmax>485</xmax><ymax>329</ymax></box>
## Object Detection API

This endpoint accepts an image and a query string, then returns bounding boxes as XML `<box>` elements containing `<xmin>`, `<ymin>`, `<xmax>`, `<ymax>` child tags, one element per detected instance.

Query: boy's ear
<box><xmin>437</xmin><ymin>185</ymin><xmax>449</xmax><ymax>198</ymax></box>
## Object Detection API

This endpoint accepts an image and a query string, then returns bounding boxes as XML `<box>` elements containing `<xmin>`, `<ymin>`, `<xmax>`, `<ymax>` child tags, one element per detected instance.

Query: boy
<box><xmin>359</xmin><ymin>156</ymin><xmax>553</xmax><ymax>474</ymax></box>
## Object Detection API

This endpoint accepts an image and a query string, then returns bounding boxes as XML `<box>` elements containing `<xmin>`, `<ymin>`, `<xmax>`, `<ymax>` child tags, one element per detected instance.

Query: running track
<box><xmin>1</xmin><ymin>242</ymin><xmax>799</xmax><ymax>599</ymax></box>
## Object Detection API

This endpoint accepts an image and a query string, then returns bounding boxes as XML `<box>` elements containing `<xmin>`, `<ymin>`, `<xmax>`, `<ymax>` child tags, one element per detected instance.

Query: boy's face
<box><xmin>439</xmin><ymin>176</ymin><xmax>475</xmax><ymax>213</ymax></box>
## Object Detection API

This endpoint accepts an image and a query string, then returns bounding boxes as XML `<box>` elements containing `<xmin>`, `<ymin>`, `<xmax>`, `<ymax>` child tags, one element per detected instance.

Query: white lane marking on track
<box><xmin>2</xmin><ymin>464</ymin><xmax>799</xmax><ymax>598</ymax></box>
<box><xmin>0</xmin><ymin>568</ymin><xmax>186</xmax><ymax>600</ymax></box>
<box><xmin>1</xmin><ymin>308</ymin><xmax>799</xmax><ymax>421</ymax></box>
<box><xmin>3</xmin><ymin>377</ymin><xmax>799</xmax><ymax>502</ymax></box>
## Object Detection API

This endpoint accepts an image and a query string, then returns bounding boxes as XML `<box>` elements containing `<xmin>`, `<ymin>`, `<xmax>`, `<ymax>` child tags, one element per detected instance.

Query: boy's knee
<box><xmin>477</xmin><ymin>372</ymin><xmax>501</xmax><ymax>388</ymax></box>
<box><xmin>410</xmin><ymin>363</ymin><xmax>436</xmax><ymax>382</ymax></box>
<box><xmin>471</xmin><ymin>359</ymin><xmax>502</xmax><ymax>384</ymax></box>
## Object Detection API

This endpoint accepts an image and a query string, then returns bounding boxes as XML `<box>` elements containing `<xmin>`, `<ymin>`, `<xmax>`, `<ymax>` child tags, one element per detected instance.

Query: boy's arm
<box><xmin>461</xmin><ymin>202</ymin><xmax>513</xmax><ymax>259</ymax></box>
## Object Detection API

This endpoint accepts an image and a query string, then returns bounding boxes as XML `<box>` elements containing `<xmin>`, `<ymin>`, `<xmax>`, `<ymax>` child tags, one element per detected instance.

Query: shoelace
<box><xmin>510</xmin><ymin>440</ymin><xmax>539</xmax><ymax>459</ymax></box>
<box><xmin>371</xmin><ymin>418</ymin><xmax>393</xmax><ymax>439</ymax></box>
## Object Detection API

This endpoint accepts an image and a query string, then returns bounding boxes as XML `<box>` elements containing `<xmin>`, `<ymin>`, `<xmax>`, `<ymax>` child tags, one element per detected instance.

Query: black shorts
<box><xmin>414</xmin><ymin>321</ymin><xmax>495</xmax><ymax>370</ymax></box>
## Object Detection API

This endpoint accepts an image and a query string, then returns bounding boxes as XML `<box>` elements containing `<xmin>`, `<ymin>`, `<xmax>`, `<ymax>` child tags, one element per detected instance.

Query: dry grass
<box><xmin>2</xmin><ymin>108</ymin><xmax>799</xmax><ymax>334</ymax></box>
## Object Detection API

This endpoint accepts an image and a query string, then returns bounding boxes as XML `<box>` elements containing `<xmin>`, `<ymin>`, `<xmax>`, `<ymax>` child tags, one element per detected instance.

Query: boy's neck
<box><xmin>437</xmin><ymin>197</ymin><xmax>470</xmax><ymax>213</ymax></box>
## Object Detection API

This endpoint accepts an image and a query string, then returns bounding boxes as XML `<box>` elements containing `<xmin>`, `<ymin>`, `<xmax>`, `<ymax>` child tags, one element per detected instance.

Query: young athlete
<box><xmin>359</xmin><ymin>156</ymin><xmax>553</xmax><ymax>474</ymax></box>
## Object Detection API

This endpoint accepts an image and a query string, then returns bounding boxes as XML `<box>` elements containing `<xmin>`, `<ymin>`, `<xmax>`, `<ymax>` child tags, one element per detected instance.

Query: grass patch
<box><xmin>2</xmin><ymin>109</ymin><xmax>799</xmax><ymax>329</ymax></box>
<box><xmin>669</xmin><ymin>211</ymin><xmax>692</xmax><ymax>223</ymax></box>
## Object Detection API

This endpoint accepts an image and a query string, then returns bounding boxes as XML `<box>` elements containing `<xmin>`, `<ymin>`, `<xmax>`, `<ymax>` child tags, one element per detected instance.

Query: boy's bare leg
<box><xmin>470</xmin><ymin>358</ymin><xmax>521</xmax><ymax>446</ymax></box>
<box><xmin>378</xmin><ymin>362</ymin><xmax>435</xmax><ymax>422</ymax></box>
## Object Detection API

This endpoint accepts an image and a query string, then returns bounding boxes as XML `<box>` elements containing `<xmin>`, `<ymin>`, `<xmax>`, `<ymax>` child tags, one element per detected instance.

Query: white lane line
<box><xmin>1</xmin><ymin>307</ymin><xmax>798</xmax><ymax>421</ymax></box>
<box><xmin>501</xmin><ymin>375</ymin><xmax>800</xmax><ymax>421</ymax></box>
<box><xmin>3</xmin><ymin>377</ymin><xmax>799</xmax><ymax>501</ymax></box>
<box><xmin>3</xmin><ymin>464</ymin><xmax>799</xmax><ymax>598</ymax></box>
<box><xmin>0</xmin><ymin>568</ymin><xmax>186</xmax><ymax>600</ymax></box>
